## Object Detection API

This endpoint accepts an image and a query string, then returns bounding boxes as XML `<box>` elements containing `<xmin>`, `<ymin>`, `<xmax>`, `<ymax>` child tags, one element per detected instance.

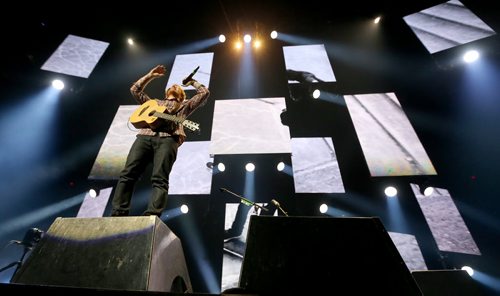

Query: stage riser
<box><xmin>240</xmin><ymin>216</ymin><xmax>423</xmax><ymax>295</ymax></box>
<box><xmin>11</xmin><ymin>216</ymin><xmax>191</xmax><ymax>293</ymax></box>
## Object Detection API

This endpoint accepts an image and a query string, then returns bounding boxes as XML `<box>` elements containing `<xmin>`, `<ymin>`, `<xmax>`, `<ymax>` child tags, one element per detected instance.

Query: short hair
<box><xmin>166</xmin><ymin>84</ymin><xmax>186</xmax><ymax>101</ymax></box>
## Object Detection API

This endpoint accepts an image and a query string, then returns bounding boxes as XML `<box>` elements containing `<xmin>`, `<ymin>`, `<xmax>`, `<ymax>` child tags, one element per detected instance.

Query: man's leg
<box><xmin>143</xmin><ymin>136</ymin><xmax>178</xmax><ymax>216</ymax></box>
<box><xmin>111</xmin><ymin>136</ymin><xmax>152</xmax><ymax>216</ymax></box>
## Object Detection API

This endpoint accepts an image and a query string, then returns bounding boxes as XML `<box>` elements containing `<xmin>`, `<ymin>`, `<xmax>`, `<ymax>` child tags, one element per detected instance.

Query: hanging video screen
<box><xmin>403</xmin><ymin>0</ymin><xmax>495</xmax><ymax>54</ymax></box>
<box><xmin>345</xmin><ymin>92</ymin><xmax>437</xmax><ymax>176</ymax></box>
<box><xmin>166</xmin><ymin>52</ymin><xmax>214</xmax><ymax>89</ymax></box>
<box><xmin>282</xmin><ymin>44</ymin><xmax>336</xmax><ymax>84</ymax></box>
<box><xmin>41</xmin><ymin>34</ymin><xmax>109</xmax><ymax>78</ymax></box>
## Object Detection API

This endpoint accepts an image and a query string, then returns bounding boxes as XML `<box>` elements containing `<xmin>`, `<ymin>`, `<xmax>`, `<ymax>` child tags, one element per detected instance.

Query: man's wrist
<box><xmin>193</xmin><ymin>81</ymin><xmax>203</xmax><ymax>89</ymax></box>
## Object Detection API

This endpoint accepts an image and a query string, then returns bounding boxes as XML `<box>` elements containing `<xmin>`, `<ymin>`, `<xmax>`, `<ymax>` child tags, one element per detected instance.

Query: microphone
<box><xmin>271</xmin><ymin>199</ymin><xmax>289</xmax><ymax>217</ymax></box>
<box><xmin>182</xmin><ymin>66</ymin><xmax>200</xmax><ymax>85</ymax></box>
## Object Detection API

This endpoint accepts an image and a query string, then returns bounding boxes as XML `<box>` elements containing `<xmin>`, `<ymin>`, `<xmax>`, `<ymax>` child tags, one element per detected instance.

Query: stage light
<box><xmin>88</xmin><ymin>188</ymin><xmax>99</xmax><ymax>198</ymax></box>
<box><xmin>245</xmin><ymin>163</ymin><xmax>255</xmax><ymax>172</ymax></box>
<box><xmin>217</xmin><ymin>163</ymin><xmax>226</xmax><ymax>172</ymax></box>
<box><xmin>127</xmin><ymin>38</ymin><xmax>134</xmax><ymax>45</ymax></box>
<box><xmin>270</xmin><ymin>30</ymin><xmax>278</xmax><ymax>39</ymax></box>
<box><xmin>52</xmin><ymin>79</ymin><xmax>64</xmax><ymax>90</ymax></box>
<box><xmin>276</xmin><ymin>162</ymin><xmax>285</xmax><ymax>171</ymax></box>
<box><xmin>243</xmin><ymin>34</ymin><xmax>252</xmax><ymax>43</ymax></box>
<box><xmin>253</xmin><ymin>40</ymin><xmax>261</xmax><ymax>49</ymax></box>
<box><xmin>418</xmin><ymin>179</ymin><xmax>434</xmax><ymax>196</ymax></box>
<box><xmin>312</xmin><ymin>89</ymin><xmax>320</xmax><ymax>99</ymax></box>
<box><xmin>420</xmin><ymin>185</ymin><xmax>434</xmax><ymax>196</ymax></box>
<box><xmin>319</xmin><ymin>203</ymin><xmax>328</xmax><ymax>213</ymax></box>
<box><xmin>463</xmin><ymin>50</ymin><xmax>479</xmax><ymax>63</ymax></box>
<box><xmin>384</xmin><ymin>186</ymin><xmax>397</xmax><ymax>197</ymax></box>
<box><xmin>461</xmin><ymin>266</ymin><xmax>474</xmax><ymax>276</ymax></box>
<box><xmin>374</xmin><ymin>16</ymin><xmax>381</xmax><ymax>24</ymax></box>
<box><xmin>235</xmin><ymin>41</ymin><xmax>242</xmax><ymax>49</ymax></box>
<box><xmin>180</xmin><ymin>204</ymin><xmax>189</xmax><ymax>214</ymax></box>
<box><xmin>219</xmin><ymin>34</ymin><xmax>226</xmax><ymax>43</ymax></box>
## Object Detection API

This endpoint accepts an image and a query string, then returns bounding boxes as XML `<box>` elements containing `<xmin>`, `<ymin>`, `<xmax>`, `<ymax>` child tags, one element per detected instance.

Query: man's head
<box><xmin>165</xmin><ymin>84</ymin><xmax>186</xmax><ymax>102</ymax></box>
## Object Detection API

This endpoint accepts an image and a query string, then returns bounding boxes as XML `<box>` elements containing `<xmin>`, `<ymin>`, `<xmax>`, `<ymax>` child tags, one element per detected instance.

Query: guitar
<box><xmin>129</xmin><ymin>100</ymin><xmax>200</xmax><ymax>133</ymax></box>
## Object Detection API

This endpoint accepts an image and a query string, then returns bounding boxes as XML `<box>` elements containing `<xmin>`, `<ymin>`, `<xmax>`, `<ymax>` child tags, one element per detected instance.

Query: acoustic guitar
<box><xmin>129</xmin><ymin>100</ymin><xmax>200</xmax><ymax>133</ymax></box>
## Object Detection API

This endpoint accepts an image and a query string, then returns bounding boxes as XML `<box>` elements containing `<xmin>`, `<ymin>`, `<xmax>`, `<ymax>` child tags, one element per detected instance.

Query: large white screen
<box><xmin>283</xmin><ymin>44</ymin><xmax>336</xmax><ymax>83</ymax></box>
<box><xmin>403</xmin><ymin>0</ymin><xmax>495</xmax><ymax>54</ymax></box>
<box><xmin>89</xmin><ymin>106</ymin><xmax>212</xmax><ymax>194</ymax></box>
<box><xmin>41</xmin><ymin>34</ymin><xmax>109</xmax><ymax>78</ymax></box>
<box><xmin>345</xmin><ymin>93</ymin><xmax>437</xmax><ymax>177</ymax></box>
<box><xmin>291</xmin><ymin>137</ymin><xmax>345</xmax><ymax>193</ymax></box>
<box><xmin>411</xmin><ymin>184</ymin><xmax>481</xmax><ymax>255</ymax></box>
<box><xmin>210</xmin><ymin>98</ymin><xmax>291</xmax><ymax>155</ymax></box>
<box><xmin>167</xmin><ymin>53</ymin><xmax>214</xmax><ymax>89</ymax></box>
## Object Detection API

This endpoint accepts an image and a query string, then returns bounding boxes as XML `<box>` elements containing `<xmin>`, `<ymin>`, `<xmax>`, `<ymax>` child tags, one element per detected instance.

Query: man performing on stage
<box><xmin>111</xmin><ymin>64</ymin><xmax>210</xmax><ymax>217</ymax></box>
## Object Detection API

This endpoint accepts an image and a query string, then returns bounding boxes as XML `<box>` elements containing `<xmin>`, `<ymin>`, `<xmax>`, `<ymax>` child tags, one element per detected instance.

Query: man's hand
<box><xmin>149</xmin><ymin>65</ymin><xmax>166</xmax><ymax>77</ymax></box>
<box><xmin>182</xmin><ymin>79</ymin><xmax>196</xmax><ymax>87</ymax></box>
<box><xmin>182</xmin><ymin>66</ymin><xmax>200</xmax><ymax>86</ymax></box>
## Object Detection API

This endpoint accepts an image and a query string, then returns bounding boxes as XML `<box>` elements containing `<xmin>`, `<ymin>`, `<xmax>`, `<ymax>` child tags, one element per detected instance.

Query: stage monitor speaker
<box><xmin>239</xmin><ymin>216</ymin><xmax>422</xmax><ymax>295</ymax></box>
<box><xmin>11</xmin><ymin>216</ymin><xmax>192</xmax><ymax>293</ymax></box>
<box><xmin>412</xmin><ymin>270</ymin><xmax>484</xmax><ymax>296</ymax></box>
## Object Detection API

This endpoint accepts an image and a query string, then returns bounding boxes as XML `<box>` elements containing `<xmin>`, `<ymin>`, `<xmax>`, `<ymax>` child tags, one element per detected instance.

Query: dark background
<box><xmin>1</xmin><ymin>0</ymin><xmax>499</xmax><ymax>294</ymax></box>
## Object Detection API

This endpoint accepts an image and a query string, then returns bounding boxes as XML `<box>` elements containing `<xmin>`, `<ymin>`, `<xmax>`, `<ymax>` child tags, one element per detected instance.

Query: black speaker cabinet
<box><xmin>240</xmin><ymin>216</ymin><xmax>422</xmax><ymax>295</ymax></box>
<box><xmin>412</xmin><ymin>270</ymin><xmax>484</xmax><ymax>296</ymax></box>
<box><xmin>11</xmin><ymin>216</ymin><xmax>192</xmax><ymax>293</ymax></box>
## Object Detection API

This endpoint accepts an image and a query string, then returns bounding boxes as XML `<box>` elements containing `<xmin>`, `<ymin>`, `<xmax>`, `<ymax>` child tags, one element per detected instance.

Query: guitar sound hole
<box><xmin>138</xmin><ymin>107</ymin><xmax>148</xmax><ymax>116</ymax></box>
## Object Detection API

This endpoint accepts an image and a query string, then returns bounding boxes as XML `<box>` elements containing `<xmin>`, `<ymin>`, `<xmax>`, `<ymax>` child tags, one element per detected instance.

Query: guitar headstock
<box><xmin>183</xmin><ymin>119</ymin><xmax>200</xmax><ymax>133</ymax></box>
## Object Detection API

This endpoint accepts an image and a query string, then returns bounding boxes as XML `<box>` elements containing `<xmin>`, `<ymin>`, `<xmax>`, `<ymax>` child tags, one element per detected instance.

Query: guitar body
<box><xmin>129</xmin><ymin>100</ymin><xmax>201</xmax><ymax>133</ymax></box>
<box><xmin>130</xmin><ymin>100</ymin><xmax>168</xmax><ymax>129</ymax></box>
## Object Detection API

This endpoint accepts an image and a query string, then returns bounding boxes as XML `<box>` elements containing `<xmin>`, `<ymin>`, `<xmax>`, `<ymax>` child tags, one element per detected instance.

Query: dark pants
<box><xmin>111</xmin><ymin>135</ymin><xmax>178</xmax><ymax>216</ymax></box>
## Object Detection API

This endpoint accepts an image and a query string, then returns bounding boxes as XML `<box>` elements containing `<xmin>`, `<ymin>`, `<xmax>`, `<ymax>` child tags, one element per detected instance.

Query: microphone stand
<box><xmin>220</xmin><ymin>187</ymin><xmax>269</xmax><ymax>212</ymax></box>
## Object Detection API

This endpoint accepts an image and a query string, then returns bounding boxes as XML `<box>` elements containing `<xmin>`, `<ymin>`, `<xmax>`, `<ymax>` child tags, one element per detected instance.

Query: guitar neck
<box><xmin>153</xmin><ymin>112</ymin><xmax>184</xmax><ymax>124</ymax></box>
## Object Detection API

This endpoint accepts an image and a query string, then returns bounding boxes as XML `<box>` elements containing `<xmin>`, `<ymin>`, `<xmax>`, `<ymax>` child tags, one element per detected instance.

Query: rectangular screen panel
<box><xmin>209</xmin><ymin>98</ymin><xmax>291</xmax><ymax>155</ymax></box>
<box><xmin>283</xmin><ymin>44</ymin><xmax>336</xmax><ymax>83</ymax></box>
<box><xmin>41</xmin><ymin>34</ymin><xmax>109</xmax><ymax>78</ymax></box>
<box><xmin>345</xmin><ymin>92</ymin><xmax>437</xmax><ymax>177</ymax></box>
<box><xmin>77</xmin><ymin>187</ymin><xmax>113</xmax><ymax>218</ymax></box>
<box><xmin>403</xmin><ymin>0</ymin><xmax>495</xmax><ymax>54</ymax></box>
<box><xmin>388</xmin><ymin>232</ymin><xmax>428</xmax><ymax>271</ymax></box>
<box><xmin>166</xmin><ymin>53</ymin><xmax>213</xmax><ymax>89</ymax></box>
<box><xmin>168</xmin><ymin>141</ymin><xmax>212</xmax><ymax>195</ymax></box>
<box><xmin>89</xmin><ymin>105</ymin><xmax>137</xmax><ymax>179</ymax></box>
<box><xmin>411</xmin><ymin>184</ymin><xmax>481</xmax><ymax>255</ymax></box>
<box><xmin>89</xmin><ymin>106</ymin><xmax>212</xmax><ymax>194</ymax></box>
<box><xmin>291</xmin><ymin>137</ymin><xmax>345</xmax><ymax>193</ymax></box>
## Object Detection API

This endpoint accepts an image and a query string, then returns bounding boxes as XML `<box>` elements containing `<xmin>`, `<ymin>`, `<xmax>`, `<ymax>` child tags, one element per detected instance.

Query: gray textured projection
<box><xmin>291</xmin><ymin>137</ymin><xmax>345</xmax><ymax>193</ymax></box>
<box><xmin>388</xmin><ymin>232</ymin><xmax>428</xmax><ymax>271</ymax></box>
<box><xmin>166</xmin><ymin>53</ymin><xmax>214</xmax><ymax>89</ymax></box>
<box><xmin>41</xmin><ymin>34</ymin><xmax>109</xmax><ymax>78</ymax></box>
<box><xmin>222</xmin><ymin>203</ymin><xmax>274</xmax><ymax>292</ymax></box>
<box><xmin>403</xmin><ymin>0</ymin><xmax>496</xmax><ymax>54</ymax></box>
<box><xmin>89</xmin><ymin>106</ymin><xmax>212</xmax><ymax>195</ymax></box>
<box><xmin>345</xmin><ymin>93</ymin><xmax>437</xmax><ymax>177</ymax></box>
<box><xmin>89</xmin><ymin>106</ymin><xmax>137</xmax><ymax>179</ymax></box>
<box><xmin>168</xmin><ymin>141</ymin><xmax>212</xmax><ymax>195</ymax></box>
<box><xmin>77</xmin><ymin>187</ymin><xmax>113</xmax><ymax>218</ymax></box>
<box><xmin>210</xmin><ymin>98</ymin><xmax>291</xmax><ymax>155</ymax></box>
<box><xmin>283</xmin><ymin>44</ymin><xmax>336</xmax><ymax>83</ymax></box>
<box><xmin>410</xmin><ymin>184</ymin><xmax>481</xmax><ymax>255</ymax></box>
